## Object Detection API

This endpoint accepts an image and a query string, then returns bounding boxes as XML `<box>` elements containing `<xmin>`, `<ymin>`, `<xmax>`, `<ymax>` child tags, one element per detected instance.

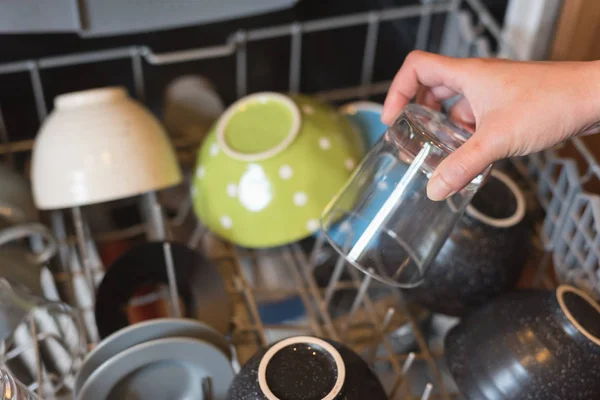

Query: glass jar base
<box><xmin>322</xmin><ymin>209</ymin><xmax>426</xmax><ymax>288</ymax></box>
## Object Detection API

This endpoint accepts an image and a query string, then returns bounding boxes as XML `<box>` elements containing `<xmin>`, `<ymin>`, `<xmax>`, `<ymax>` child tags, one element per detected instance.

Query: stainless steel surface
<box><xmin>0</xmin><ymin>0</ymin><xmax>577</xmax><ymax>398</ymax></box>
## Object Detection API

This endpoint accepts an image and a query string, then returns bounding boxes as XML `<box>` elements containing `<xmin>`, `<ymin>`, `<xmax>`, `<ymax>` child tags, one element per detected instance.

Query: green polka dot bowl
<box><xmin>192</xmin><ymin>92</ymin><xmax>366</xmax><ymax>248</ymax></box>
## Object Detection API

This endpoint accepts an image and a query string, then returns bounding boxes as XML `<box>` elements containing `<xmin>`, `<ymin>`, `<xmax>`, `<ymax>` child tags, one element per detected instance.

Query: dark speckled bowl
<box><xmin>445</xmin><ymin>285</ymin><xmax>600</xmax><ymax>400</ymax></box>
<box><xmin>401</xmin><ymin>169</ymin><xmax>532</xmax><ymax>316</ymax></box>
<box><xmin>227</xmin><ymin>336</ymin><xmax>387</xmax><ymax>400</ymax></box>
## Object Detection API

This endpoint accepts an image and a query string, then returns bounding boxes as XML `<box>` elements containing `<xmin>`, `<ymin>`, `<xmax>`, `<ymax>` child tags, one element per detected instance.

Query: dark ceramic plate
<box><xmin>95</xmin><ymin>241</ymin><xmax>230</xmax><ymax>338</ymax></box>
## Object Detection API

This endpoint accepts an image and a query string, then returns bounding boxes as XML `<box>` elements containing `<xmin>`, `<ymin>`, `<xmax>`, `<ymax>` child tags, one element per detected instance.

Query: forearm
<box><xmin>571</xmin><ymin>60</ymin><xmax>600</xmax><ymax>136</ymax></box>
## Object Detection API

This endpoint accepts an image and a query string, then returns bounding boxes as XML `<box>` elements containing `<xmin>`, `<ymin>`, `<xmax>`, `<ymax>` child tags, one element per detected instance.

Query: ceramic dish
<box><xmin>95</xmin><ymin>241</ymin><xmax>230</xmax><ymax>338</ymax></box>
<box><xmin>339</xmin><ymin>101</ymin><xmax>386</xmax><ymax>149</ymax></box>
<box><xmin>228</xmin><ymin>335</ymin><xmax>386</xmax><ymax>400</ymax></box>
<box><xmin>445</xmin><ymin>285</ymin><xmax>600</xmax><ymax>400</ymax></box>
<box><xmin>31</xmin><ymin>87</ymin><xmax>181</xmax><ymax>209</ymax></box>
<box><xmin>192</xmin><ymin>92</ymin><xmax>365</xmax><ymax>248</ymax></box>
<box><xmin>78</xmin><ymin>337</ymin><xmax>234</xmax><ymax>400</ymax></box>
<box><xmin>74</xmin><ymin>318</ymin><xmax>230</xmax><ymax>396</ymax></box>
<box><xmin>402</xmin><ymin>169</ymin><xmax>531</xmax><ymax>316</ymax></box>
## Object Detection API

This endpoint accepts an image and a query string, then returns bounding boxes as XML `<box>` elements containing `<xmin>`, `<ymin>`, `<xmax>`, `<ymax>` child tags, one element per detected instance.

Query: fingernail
<box><xmin>427</xmin><ymin>173</ymin><xmax>455</xmax><ymax>201</ymax></box>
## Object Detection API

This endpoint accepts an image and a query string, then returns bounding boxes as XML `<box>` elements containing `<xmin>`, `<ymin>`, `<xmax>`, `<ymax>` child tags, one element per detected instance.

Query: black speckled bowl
<box><xmin>401</xmin><ymin>169</ymin><xmax>532</xmax><ymax>316</ymax></box>
<box><xmin>227</xmin><ymin>336</ymin><xmax>387</xmax><ymax>400</ymax></box>
<box><xmin>445</xmin><ymin>285</ymin><xmax>600</xmax><ymax>400</ymax></box>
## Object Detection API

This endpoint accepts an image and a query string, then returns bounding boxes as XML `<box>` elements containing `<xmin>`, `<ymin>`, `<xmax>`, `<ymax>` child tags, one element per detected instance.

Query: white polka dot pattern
<box><xmin>279</xmin><ymin>165</ymin><xmax>293</xmax><ymax>180</ymax></box>
<box><xmin>319</xmin><ymin>137</ymin><xmax>331</xmax><ymax>150</ymax></box>
<box><xmin>227</xmin><ymin>183</ymin><xmax>237</xmax><ymax>198</ymax></box>
<box><xmin>293</xmin><ymin>192</ymin><xmax>307</xmax><ymax>207</ymax></box>
<box><xmin>302</xmin><ymin>105</ymin><xmax>314</xmax><ymax>115</ymax></box>
<box><xmin>306</xmin><ymin>219</ymin><xmax>319</xmax><ymax>232</ymax></box>
<box><xmin>345</xmin><ymin>158</ymin><xmax>355</xmax><ymax>171</ymax></box>
<box><xmin>221</xmin><ymin>216</ymin><xmax>232</xmax><ymax>229</ymax></box>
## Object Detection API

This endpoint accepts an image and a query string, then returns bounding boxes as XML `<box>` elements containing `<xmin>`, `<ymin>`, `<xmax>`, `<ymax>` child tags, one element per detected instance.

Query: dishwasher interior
<box><xmin>1</xmin><ymin>1</ymin><xmax>599</xmax><ymax>399</ymax></box>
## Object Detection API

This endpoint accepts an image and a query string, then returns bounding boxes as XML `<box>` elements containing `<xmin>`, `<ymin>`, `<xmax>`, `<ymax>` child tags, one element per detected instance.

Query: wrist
<box><xmin>576</xmin><ymin>61</ymin><xmax>600</xmax><ymax>133</ymax></box>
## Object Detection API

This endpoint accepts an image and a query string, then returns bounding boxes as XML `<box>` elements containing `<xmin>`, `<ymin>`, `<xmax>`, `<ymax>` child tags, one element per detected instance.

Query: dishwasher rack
<box><xmin>0</xmin><ymin>1</ymin><xmax>589</xmax><ymax>399</ymax></box>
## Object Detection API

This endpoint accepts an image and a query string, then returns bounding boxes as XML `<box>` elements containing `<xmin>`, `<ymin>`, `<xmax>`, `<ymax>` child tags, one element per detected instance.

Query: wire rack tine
<box><xmin>360</xmin><ymin>12</ymin><xmax>380</xmax><ymax>98</ymax></box>
<box><xmin>279</xmin><ymin>248</ymin><xmax>324</xmax><ymax>336</ymax></box>
<box><xmin>130</xmin><ymin>47</ymin><xmax>146</xmax><ymax>103</ymax></box>
<box><xmin>0</xmin><ymin>105</ymin><xmax>13</xmax><ymax>165</ymax></box>
<box><xmin>235</xmin><ymin>30</ymin><xmax>248</xmax><ymax>98</ymax></box>
<box><xmin>28</xmin><ymin>62</ymin><xmax>47</xmax><ymax>122</ymax></box>
<box><xmin>71</xmin><ymin>207</ymin><xmax>96</xmax><ymax>302</ymax></box>
<box><xmin>415</xmin><ymin>1</ymin><xmax>433</xmax><ymax>51</ymax></box>
<box><xmin>232</xmin><ymin>247</ymin><xmax>268</xmax><ymax>346</ymax></box>
<box><xmin>421</xmin><ymin>383</ymin><xmax>434</xmax><ymax>400</ymax></box>
<box><xmin>342</xmin><ymin>266</ymin><xmax>403</xmax><ymax>377</ymax></box>
<box><xmin>389</xmin><ymin>351</ymin><xmax>417</xmax><ymax>398</ymax></box>
<box><xmin>163</xmin><ymin>242</ymin><xmax>182</xmax><ymax>318</ymax></box>
<box><xmin>290</xmin><ymin>244</ymin><xmax>341</xmax><ymax>341</ymax></box>
<box><xmin>342</xmin><ymin>269</ymin><xmax>373</xmax><ymax>333</ymax></box>
<box><xmin>289</xmin><ymin>23</ymin><xmax>303</xmax><ymax>93</ymax></box>
<box><xmin>324</xmin><ymin>236</ymin><xmax>353</xmax><ymax>306</ymax></box>
<box><xmin>368</xmin><ymin>307</ymin><xmax>395</xmax><ymax>363</ymax></box>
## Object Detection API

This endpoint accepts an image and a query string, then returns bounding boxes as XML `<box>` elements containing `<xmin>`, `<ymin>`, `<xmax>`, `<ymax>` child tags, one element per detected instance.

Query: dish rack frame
<box><xmin>0</xmin><ymin>0</ymin><xmax>596</xmax><ymax>399</ymax></box>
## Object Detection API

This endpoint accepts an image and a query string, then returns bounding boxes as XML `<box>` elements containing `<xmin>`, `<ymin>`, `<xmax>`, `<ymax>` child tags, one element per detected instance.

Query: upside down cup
<box><xmin>321</xmin><ymin>104</ymin><xmax>491</xmax><ymax>287</ymax></box>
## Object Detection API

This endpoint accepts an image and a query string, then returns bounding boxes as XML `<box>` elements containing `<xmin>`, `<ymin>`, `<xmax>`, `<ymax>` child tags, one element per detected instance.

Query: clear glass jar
<box><xmin>321</xmin><ymin>104</ymin><xmax>490</xmax><ymax>287</ymax></box>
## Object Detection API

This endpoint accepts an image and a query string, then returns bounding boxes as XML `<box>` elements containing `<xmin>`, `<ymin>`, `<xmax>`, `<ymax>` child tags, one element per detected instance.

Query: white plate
<box><xmin>74</xmin><ymin>318</ymin><xmax>230</xmax><ymax>396</ymax></box>
<box><xmin>78</xmin><ymin>337</ymin><xmax>233</xmax><ymax>400</ymax></box>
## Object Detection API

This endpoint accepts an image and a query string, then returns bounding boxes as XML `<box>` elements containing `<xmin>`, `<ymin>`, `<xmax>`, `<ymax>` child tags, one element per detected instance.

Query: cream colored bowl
<box><xmin>32</xmin><ymin>87</ymin><xmax>182</xmax><ymax>209</ymax></box>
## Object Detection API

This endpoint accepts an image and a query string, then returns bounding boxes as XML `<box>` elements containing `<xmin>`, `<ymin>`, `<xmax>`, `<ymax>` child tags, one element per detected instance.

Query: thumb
<box><xmin>426</xmin><ymin>126</ymin><xmax>506</xmax><ymax>201</ymax></box>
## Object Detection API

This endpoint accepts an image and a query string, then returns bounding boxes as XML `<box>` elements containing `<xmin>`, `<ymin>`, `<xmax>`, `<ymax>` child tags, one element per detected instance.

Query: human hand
<box><xmin>381</xmin><ymin>51</ymin><xmax>600</xmax><ymax>201</ymax></box>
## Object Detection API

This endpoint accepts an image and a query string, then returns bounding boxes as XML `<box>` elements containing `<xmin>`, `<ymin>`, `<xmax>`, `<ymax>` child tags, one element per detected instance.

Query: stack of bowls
<box><xmin>74</xmin><ymin>318</ymin><xmax>234</xmax><ymax>399</ymax></box>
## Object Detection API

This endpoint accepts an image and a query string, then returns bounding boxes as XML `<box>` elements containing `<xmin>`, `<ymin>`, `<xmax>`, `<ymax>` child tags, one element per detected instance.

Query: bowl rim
<box><xmin>216</xmin><ymin>92</ymin><xmax>301</xmax><ymax>162</ymax></box>
<box><xmin>257</xmin><ymin>336</ymin><xmax>346</xmax><ymax>400</ymax></box>
<box><xmin>557</xmin><ymin>284</ymin><xmax>600</xmax><ymax>347</ymax></box>
<box><xmin>339</xmin><ymin>101</ymin><xmax>383</xmax><ymax>116</ymax></box>
<box><xmin>465</xmin><ymin>169</ymin><xmax>526</xmax><ymax>228</ymax></box>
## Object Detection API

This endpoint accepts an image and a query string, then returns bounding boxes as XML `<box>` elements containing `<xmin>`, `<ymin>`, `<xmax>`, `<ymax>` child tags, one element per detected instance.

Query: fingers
<box><xmin>448</xmin><ymin>96</ymin><xmax>475</xmax><ymax>128</ymax></box>
<box><xmin>416</xmin><ymin>85</ymin><xmax>460</xmax><ymax>111</ymax></box>
<box><xmin>427</xmin><ymin>123</ymin><xmax>508</xmax><ymax>201</ymax></box>
<box><xmin>382</xmin><ymin>51</ymin><xmax>466</xmax><ymax>124</ymax></box>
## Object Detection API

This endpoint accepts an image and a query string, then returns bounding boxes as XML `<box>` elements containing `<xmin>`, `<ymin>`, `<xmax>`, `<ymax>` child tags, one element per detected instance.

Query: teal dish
<box><xmin>339</xmin><ymin>102</ymin><xmax>386</xmax><ymax>149</ymax></box>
